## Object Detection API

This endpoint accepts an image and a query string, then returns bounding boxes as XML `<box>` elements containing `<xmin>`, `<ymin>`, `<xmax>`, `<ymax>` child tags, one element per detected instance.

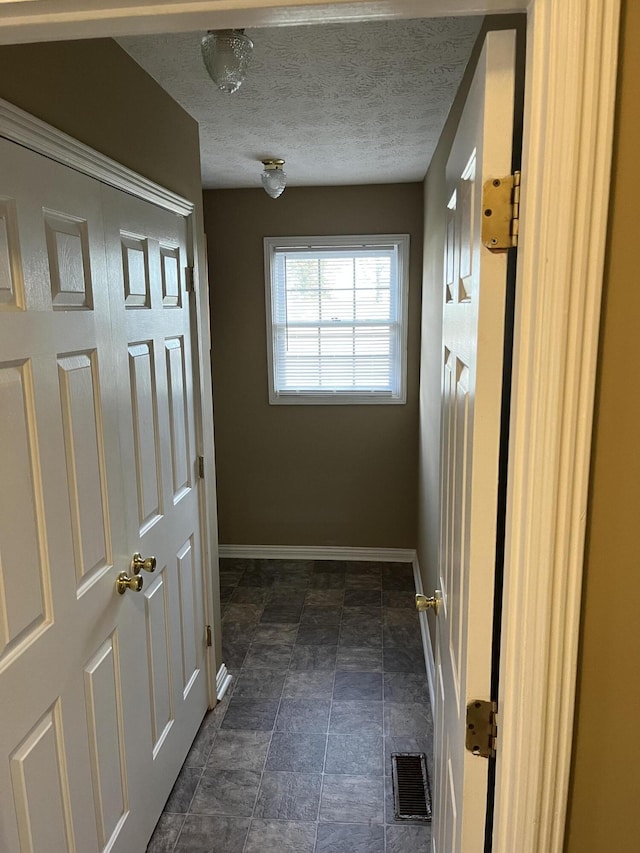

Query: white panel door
<box><xmin>100</xmin><ymin>185</ymin><xmax>208</xmax><ymax>833</ymax></box>
<box><xmin>0</xmin><ymin>137</ymin><xmax>207</xmax><ymax>853</ymax></box>
<box><xmin>433</xmin><ymin>30</ymin><xmax>516</xmax><ymax>853</ymax></box>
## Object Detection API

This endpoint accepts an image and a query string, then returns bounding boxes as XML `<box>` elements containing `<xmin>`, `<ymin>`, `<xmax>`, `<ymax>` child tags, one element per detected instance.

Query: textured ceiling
<box><xmin>118</xmin><ymin>17</ymin><xmax>482</xmax><ymax>190</ymax></box>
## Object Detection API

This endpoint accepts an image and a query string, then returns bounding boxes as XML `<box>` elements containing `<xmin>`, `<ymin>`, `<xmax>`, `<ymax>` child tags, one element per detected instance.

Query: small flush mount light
<box><xmin>201</xmin><ymin>29</ymin><xmax>253</xmax><ymax>94</ymax></box>
<box><xmin>261</xmin><ymin>159</ymin><xmax>287</xmax><ymax>199</ymax></box>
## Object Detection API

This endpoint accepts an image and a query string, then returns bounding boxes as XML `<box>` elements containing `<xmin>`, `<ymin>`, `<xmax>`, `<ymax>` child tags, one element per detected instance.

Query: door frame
<box><xmin>0</xmin><ymin>97</ymin><xmax>221</xmax><ymax>709</ymax></box>
<box><xmin>0</xmin><ymin>1</ymin><xmax>621</xmax><ymax>851</ymax></box>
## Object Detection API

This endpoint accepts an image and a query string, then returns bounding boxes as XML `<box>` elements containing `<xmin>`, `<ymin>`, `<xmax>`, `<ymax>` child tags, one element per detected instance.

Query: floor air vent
<box><xmin>391</xmin><ymin>752</ymin><xmax>432</xmax><ymax>821</ymax></box>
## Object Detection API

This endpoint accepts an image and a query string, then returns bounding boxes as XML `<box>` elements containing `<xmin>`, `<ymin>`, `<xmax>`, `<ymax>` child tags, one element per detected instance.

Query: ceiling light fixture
<box><xmin>200</xmin><ymin>29</ymin><xmax>253</xmax><ymax>94</ymax></box>
<box><xmin>261</xmin><ymin>159</ymin><xmax>287</xmax><ymax>199</ymax></box>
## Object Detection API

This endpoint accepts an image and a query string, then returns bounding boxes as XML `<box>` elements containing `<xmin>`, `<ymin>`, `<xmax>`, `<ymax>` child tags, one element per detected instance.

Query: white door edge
<box><xmin>0</xmin><ymin>98</ymin><xmax>221</xmax><ymax>711</ymax></box>
<box><xmin>0</xmin><ymin>0</ymin><xmax>621</xmax><ymax>848</ymax></box>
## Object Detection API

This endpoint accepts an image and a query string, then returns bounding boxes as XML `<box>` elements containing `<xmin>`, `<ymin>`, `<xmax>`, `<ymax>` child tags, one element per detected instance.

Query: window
<box><xmin>264</xmin><ymin>234</ymin><xmax>410</xmax><ymax>404</ymax></box>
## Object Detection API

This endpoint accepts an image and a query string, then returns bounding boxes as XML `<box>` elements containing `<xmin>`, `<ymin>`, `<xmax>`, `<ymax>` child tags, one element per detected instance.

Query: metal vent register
<box><xmin>391</xmin><ymin>753</ymin><xmax>432</xmax><ymax>821</ymax></box>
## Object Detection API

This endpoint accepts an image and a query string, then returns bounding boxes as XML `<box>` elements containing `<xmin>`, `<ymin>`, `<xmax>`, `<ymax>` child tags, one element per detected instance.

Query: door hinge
<box><xmin>198</xmin><ymin>456</ymin><xmax>205</xmax><ymax>479</ymax></box>
<box><xmin>206</xmin><ymin>625</ymin><xmax>212</xmax><ymax>647</ymax></box>
<box><xmin>185</xmin><ymin>266</ymin><xmax>195</xmax><ymax>292</ymax></box>
<box><xmin>465</xmin><ymin>700</ymin><xmax>498</xmax><ymax>759</ymax></box>
<box><xmin>482</xmin><ymin>171</ymin><xmax>520</xmax><ymax>250</ymax></box>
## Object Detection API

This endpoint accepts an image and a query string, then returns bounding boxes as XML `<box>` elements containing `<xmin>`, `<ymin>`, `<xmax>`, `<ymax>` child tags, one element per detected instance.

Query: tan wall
<box><xmin>0</xmin><ymin>39</ymin><xmax>202</xmax><ymax>203</ymax></box>
<box><xmin>204</xmin><ymin>184</ymin><xmax>423</xmax><ymax>547</ymax></box>
<box><xmin>565</xmin><ymin>1</ymin><xmax>640</xmax><ymax>848</ymax></box>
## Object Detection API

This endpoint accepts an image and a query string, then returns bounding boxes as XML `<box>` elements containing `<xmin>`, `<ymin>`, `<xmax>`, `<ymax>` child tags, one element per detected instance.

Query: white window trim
<box><xmin>264</xmin><ymin>233</ymin><xmax>410</xmax><ymax>405</ymax></box>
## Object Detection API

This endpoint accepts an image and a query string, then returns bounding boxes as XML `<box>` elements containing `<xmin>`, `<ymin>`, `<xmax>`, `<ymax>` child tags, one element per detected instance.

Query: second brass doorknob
<box><xmin>131</xmin><ymin>552</ymin><xmax>157</xmax><ymax>574</ymax></box>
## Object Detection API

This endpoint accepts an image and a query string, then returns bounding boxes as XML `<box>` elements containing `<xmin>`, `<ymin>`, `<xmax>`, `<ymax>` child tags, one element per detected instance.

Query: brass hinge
<box><xmin>482</xmin><ymin>171</ymin><xmax>520</xmax><ymax>250</ymax></box>
<box><xmin>466</xmin><ymin>700</ymin><xmax>498</xmax><ymax>758</ymax></box>
<box><xmin>206</xmin><ymin>625</ymin><xmax>212</xmax><ymax>647</ymax></box>
<box><xmin>198</xmin><ymin>456</ymin><xmax>205</xmax><ymax>479</ymax></box>
<box><xmin>185</xmin><ymin>266</ymin><xmax>195</xmax><ymax>292</ymax></box>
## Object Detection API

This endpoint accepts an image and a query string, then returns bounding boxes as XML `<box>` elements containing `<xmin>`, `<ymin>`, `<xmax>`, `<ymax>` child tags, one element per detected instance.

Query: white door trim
<box><xmin>0</xmin><ymin>1</ymin><xmax>620</xmax><ymax>850</ymax></box>
<box><xmin>0</xmin><ymin>98</ymin><xmax>220</xmax><ymax>709</ymax></box>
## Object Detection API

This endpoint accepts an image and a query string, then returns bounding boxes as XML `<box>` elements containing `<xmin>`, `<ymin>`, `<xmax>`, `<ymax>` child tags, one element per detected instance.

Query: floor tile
<box><xmin>276</xmin><ymin>698</ymin><xmax>331</xmax><ymax>732</ymax></box>
<box><xmin>207</xmin><ymin>730</ymin><xmax>271</xmax><ymax>771</ymax></box>
<box><xmin>271</xmin><ymin>559</ymin><xmax>314</xmax><ymax>575</ymax></box>
<box><xmin>184</xmin><ymin>713</ymin><xmax>218</xmax><ymax>767</ymax></box>
<box><xmin>383</xmin><ymin>672</ymin><xmax>430</xmax><ymax>703</ymax></box>
<box><xmin>383</xmin><ymin>646</ymin><xmax>427</xmax><ymax>673</ymax></box>
<box><xmin>164</xmin><ymin>766</ymin><xmax>202</xmax><ymax>813</ymax></box>
<box><xmin>220</xmin><ymin>698</ymin><xmax>279</xmax><ymax>731</ymax></box>
<box><xmin>329</xmin><ymin>700</ymin><xmax>383</xmax><ymax>736</ymax></box>
<box><xmin>381</xmin><ymin>564</ymin><xmax>415</xmax><ymax>591</ymax></box>
<box><xmin>344</xmin><ymin>561</ymin><xmax>383</xmax><ymax>576</ymax></box>
<box><xmin>237</xmin><ymin>568</ymin><xmax>276</xmax><ymax>588</ymax></box>
<box><xmin>230</xmin><ymin>586</ymin><xmax>270</xmax><ymax>605</ymax></box>
<box><xmin>283</xmin><ymin>670</ymin><xmax>335</xmax><ymax>699</ymax></box>
<box><xmin>382</xmin><ymin>590</ymin><xmax>416</xmax><ymax>608</ymax></box>
<box><xmin>251</xmin><ymin>623</ymin><xmax>299</xmax><ymax>646</ymax></box>
<box><xmin>384</xmin><ymin>737</ymin><xmax>432</xmax><ymax>775</ymax></box>
<box><xmin>339</xmin><ymin>621</ymin><xmax>382</xmax><ymax>648</ymax></box>
<box><xmin>386</xmin><ymin>824</ymin><xmax>432</xmax><ymax>852</ymax></box>
<box><xmin>244</xmin><ymin>819</ymin><xmax>316</xmax><ymax>853</ymax></box>
<box><xmin>383</xmin><ymin>622</ymin><xmax>423</xmax><ymax>650</ymax></box>
<box><xmin>266</xmin><ymin>732</ymin><xmax>327</xmax><ymax>772</ymax></box>
<box><xmin>243</xmin><ymin>642</ymin><xmax>292</xmax><ymax>670</ymax></box>
<box><xmin>254</xmin><ymin>772</ymin><xmax>322</xmax><ymax>820</ymax></box>
<box><xmin>220</xmin><ymin>557</ymin><xmax>254</xmax><ymax>574</ymax></box>
<box><xmin>222</xmin><ymin>640</ymin><xmax>250</xmax><ymax>669</ymax></box>
<box><xmin>315</xmin><ymin>823</ymin><xmax>385</xmax><ymax>853</ymax></box>
<box><xmin>232</xmin><ymin>668</ymin><xmax>286</xmax><ymax>699</ymax></box>
<box><xmin>342</xmin><ymin>606</ymin><xmax>380</xmax><ymax>623</ymax></box>
<box><xmin>304</xmin><ymin>589</ymin><xmax>344</xmax><ymax>606</ymax></box>
<box><xmin>309</xmin><ymin>572</ymin><xmax>346</xmax><ymax>589</ymax></box>
<box><xmin>334</xmin><ymin>671</ymin><xmax>383</xmax><ymax>701</ymax></box>
<box><xmin>297</xmin><ymin>623</ymin><xmax>341</xmax><ymax>645</ymax></box>
<box><xmin>336</xmin><ymin>647</ymin><xmax>382</xmax><ymax>672</ymax></box>
<box><xmin>260</xmin><ymin>604</ymin><xmax>304</xmax><ymax>623</ymax></box>
<box><xmin>384</xmin><ymin>702</ymin><xmax>432</xmax><ymax>738</ymax></box>
<box><xmin>173</xmin><ymin>815</ymin><xmax>250</xmax><ymax>853</ymax></box>
<box><xmin>271</xmin><ymin>575</ymin><xmax>311</xmax><ymax>592</ymax></box>
<box><xmin>301</xmin><ymin>605</ymin><xmax>342</xmax><ymax>626</ymax></box>
<box><xmin>344</xmin><ymin>573</ymin><xmax>381</xmax><ymax>590</ymax></box>
<box><xmin>219</xmin><ymin>568</ymin><xmax>245</xmax><ymax>586</ymax></box>
<box><xmin>325</xmin><ymin>734</ymin><xmax>383</xmax><ymax>776</ymax></box>
<box><xmin>290</xmin><ymin>645</ymin><xmax>337</xmax><ymax>671</ymax></box>
<box><xmin>313</xmin><ymin>560</ymin><xmax>346</xmax><ymax>574</ymax></box>
<box><xmin>220</xmin><ymin>585</ymin><xmax>235</xmax><ymax>603</ymax></box>
<box><xmin>319</xmin><ymin>775</ymin><xmax>384</xmax><ymax>824</ymax></box>
<box><xmin>190</xmin><ymin>768</ymin><xmax>261</xmax><ymax>817</ymax></box>
<box><xmin>343</xmin><ymin>588</ymin><xmax>382</xmax><ymax>607</ymax></box>
<box><xmin>146</xmin><ymin>812</ymin><xmax>185</xmax><ymax>852</ymax></box>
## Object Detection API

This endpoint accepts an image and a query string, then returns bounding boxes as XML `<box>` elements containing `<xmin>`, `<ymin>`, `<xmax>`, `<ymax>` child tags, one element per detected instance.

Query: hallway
<box><xmin>147</xmin><ymin>558</ymin><xmax>433</xmax><ymax>852</ymax></box>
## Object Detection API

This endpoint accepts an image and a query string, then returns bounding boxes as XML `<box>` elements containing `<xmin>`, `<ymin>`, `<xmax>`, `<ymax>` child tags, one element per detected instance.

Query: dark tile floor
<box><xmin>147</xmin><ymin>559</ymin><xmax>433</xmax><ymax>853</ymax></box>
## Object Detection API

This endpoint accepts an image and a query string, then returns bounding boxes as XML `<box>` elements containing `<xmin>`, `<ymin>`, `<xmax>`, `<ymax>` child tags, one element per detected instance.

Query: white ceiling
<box><xmin>118</xmin><ymin>17</ymin><xmax>482</xmax><ymax>190</ymax></box>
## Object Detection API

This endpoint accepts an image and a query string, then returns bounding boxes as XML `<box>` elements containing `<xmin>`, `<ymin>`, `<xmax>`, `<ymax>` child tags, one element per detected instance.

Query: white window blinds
<box><xmin>264</xmin><ymin>235</ymin><xmax>409</xmax><ymax>404</ymax></box>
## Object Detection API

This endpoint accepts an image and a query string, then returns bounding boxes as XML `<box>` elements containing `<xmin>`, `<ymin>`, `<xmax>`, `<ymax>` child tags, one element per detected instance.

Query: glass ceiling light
<box><xmin>201</xmin><ymin>29</ymin><xmax>253</xmax><ymax>94</ymax></box>
<box><xmin>261</xmin><ymin>159</ymin><xmax>287</xmax><ymax>199</ymax></box>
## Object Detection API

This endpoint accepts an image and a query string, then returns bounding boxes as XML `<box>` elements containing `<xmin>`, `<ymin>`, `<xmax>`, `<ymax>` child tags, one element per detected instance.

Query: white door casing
<box><xmin>0</xmin><ymin>135</ymin><xmax>210</xmax><ymax>852</ymax></box>
<box><xmin>434</xmin><ymin>30</ymin><xmax>515</xmax><ymax>853</ymax></box>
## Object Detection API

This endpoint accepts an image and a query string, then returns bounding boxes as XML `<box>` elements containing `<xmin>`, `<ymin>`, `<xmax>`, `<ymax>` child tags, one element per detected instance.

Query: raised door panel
<box><xmin>10</xmin><ymin>702</ymin><xmax>75</xmax><ymax>853</ymax></box>
<box><xmin>44</xmin><ymin>211</ymin><xmax>93</xmax><ymax>310</ymax></box>
<box><xmin>165</xmin><ymin>336</ymin><xmax>191</xmax><ymax>502</ymax></box>
<box><xmin>0</xmin><ymin>359</ymin><xmax>49</xmax><ymax>665</ymax></box>
<box><xmin>57</xmin><ymin>351</ymin><xmax>112</xmax><ymax>595</ymax></box>
<box><xmin>0</xmin><ymin>196</ymin><xmax>23</xmax><ymax>309</ymax></box>
<box><xmin>84</xmin><ymin>635</ymin><xmax>129</xmax><ymax>852</ymax></box>
<box><xmin>121</xmin><ymin>235</ymin><xmax>150</xmax><ymax>309</ymax></box>
<box><xmin>160</xmin><ymin>244</ymin><xmax>181</xmax><ymax>308</ymax></box>
<box><xmin>144</xmin><ymin>569</ymin><xmax>174</xmax><ymax>756</ymax></box>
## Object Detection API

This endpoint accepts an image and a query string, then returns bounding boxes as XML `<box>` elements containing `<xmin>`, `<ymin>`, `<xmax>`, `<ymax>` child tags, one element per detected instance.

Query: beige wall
<box><xmin>204</xmin><ymin>184</ymin><xmax>423</xmax><ymax>547</ymax></box>
<box><xmin>0</xmin><ymin>39</ymin><xmax>202</xmax><ymax>203</ymax></box>
<box><xmin>565</xmin><ymin>1</ymin><xmax>640</xmax><ymax>848</ymax></box>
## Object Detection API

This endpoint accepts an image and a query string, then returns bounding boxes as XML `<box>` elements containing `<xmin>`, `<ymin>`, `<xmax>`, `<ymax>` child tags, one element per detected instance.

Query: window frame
<box><xmin>263</xmin><ymin>233</ymin><xmax>410</xmax><ymax>405</ymax></box>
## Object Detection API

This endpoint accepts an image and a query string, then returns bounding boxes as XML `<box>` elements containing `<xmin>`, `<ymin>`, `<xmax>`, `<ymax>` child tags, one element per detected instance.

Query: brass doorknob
<box><xmin>416</xmin><ymin>592</ymin><xmax>441</xmax><ymax>615</ymax></box>
<box><xmin>116</xmin><ymin>572</ymin><xmax>144</xmax><ymax>594</ymax></box>
<box><xmin>131</xmin><ymin>553</ymin><xmax>156</xmax><ymax>574</ymax></box>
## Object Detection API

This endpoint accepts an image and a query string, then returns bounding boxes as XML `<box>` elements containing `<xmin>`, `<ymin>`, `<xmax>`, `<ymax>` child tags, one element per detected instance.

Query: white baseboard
<box><xmin>218</xmin><ymin>544</ymin><xmax>417</xmax><ymax>563</ymax></box>
<box><xmin>412</xmin><ymin>555</ymin><xmax>436</xmax><ymax>712</ymax></box>
<box><xmin>215</xmin><ymin>664</ymin><xmax>232</xmax><ymax>701</ymax></box>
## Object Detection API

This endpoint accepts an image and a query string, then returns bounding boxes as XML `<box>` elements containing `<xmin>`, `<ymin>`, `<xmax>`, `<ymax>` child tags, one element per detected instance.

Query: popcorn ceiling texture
<box><xmin>118</xmin><ymin>16</ymin><xmax>482</xmax><ymax>189</ymax></box>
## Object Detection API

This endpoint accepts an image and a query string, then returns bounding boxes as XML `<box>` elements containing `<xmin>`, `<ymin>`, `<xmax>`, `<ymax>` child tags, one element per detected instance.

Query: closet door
<box><xmin>101</xmin><ymin>185</ymin><xmax>208</xmax><ymax>835</ymax></box>
<box><xmin>0</xmin><ymin>138</ymin><xmax>207</xmax><ymax>853</ymax></box>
